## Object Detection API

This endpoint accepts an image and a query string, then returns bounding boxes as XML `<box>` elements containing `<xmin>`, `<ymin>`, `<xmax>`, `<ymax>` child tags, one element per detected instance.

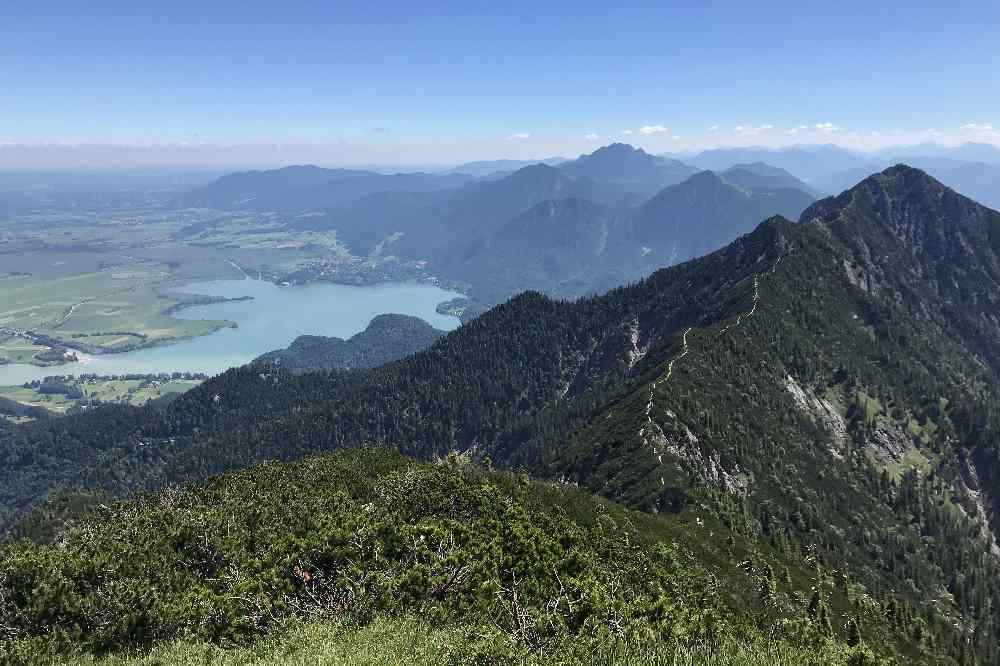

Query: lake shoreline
<box><xmin>1</xmin><ymin>294</ymin><xmax>254</xmax><ymax>370</ymax></box>
<box><xmin>0</xmin><ymin>279</ymin><xmax>463</xmax><ymax>386</ymax></box>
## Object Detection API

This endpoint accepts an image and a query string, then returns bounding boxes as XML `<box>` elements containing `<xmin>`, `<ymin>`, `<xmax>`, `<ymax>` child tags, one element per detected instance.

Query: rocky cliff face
<box><xmin>802</xmin><ymin>164</ymin><xmax>1000</xmax><ymax>312</ymax></box>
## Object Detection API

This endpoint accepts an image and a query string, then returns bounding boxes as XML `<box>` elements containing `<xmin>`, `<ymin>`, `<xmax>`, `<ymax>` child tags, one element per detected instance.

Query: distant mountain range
<box><xmin>685</xmin><ymin>144</ymin><xmax>868</xmax><ymax>181</ymax></box>
<box><xmin>178</xmin><ymin>144</ymin><xmax>823</xmax><ymax>309</ymax></box>
<box><xmin>872</xmin><ymin>141</ymin><xmax>1000</xmax><ymax>163</ymax></box>
<box><xmin>680</xmin><ymin>142</ymin><xmax>1000</xmax><ymax>210</ymax></box>
<box><xmin>446</xmin><ymin>156</ymin><xmax>567</xmax><ymax>177</ymax></box>
<box><xmin>449</xmin><ymin>168</ymin><xmax>816</xmax><ymax>304</ymax></box>
<box><xmin>0</xmin><ymin>169</ymin><xmax>224</xmax><ymax>214</ymax></box>
<box><xmin>371</xmin><ymin>163</ymin><xmax>628</xmax><ymax>267</ymax></box>
<box><xmin>171</xmin><ymin>165</ymin><xmax>474</xmax><ymax>210</ymax></box>
<box><xmin>176</xmin><ymin>141</ymin><xmax>1000</xmax><ymax>216</ymax></box>
<box><xmin>168</xmin><ymin>141</ymin><xmax>1000</xmax><ymax>313</ymax></box>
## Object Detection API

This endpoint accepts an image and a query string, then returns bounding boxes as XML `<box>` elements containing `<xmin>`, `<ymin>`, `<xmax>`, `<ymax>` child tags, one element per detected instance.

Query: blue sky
<box><xmin>2</xmin><ymin>0</ymin><xmax>998</xmax><ymax>166</ymax></box>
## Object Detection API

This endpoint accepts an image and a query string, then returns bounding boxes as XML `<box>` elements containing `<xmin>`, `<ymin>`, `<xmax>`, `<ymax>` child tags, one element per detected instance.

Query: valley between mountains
<box><xmin>2</xmin><ymin>165</ymin><xmax>1000</xmax><ymax>664</ymax></box>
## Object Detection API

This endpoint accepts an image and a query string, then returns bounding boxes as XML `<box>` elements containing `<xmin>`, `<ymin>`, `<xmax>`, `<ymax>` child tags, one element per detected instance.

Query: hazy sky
<box><xmin>2</xmin><ymin>1</ymin><xmax>998</xmax><ymax>167</ymax></box>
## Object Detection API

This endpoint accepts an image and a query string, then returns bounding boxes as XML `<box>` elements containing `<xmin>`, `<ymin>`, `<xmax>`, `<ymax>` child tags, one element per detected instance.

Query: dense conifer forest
<box><xmin>0</xmin><ymin>450</ymin><xmax>937</xmax><ymax>664</ymax></box>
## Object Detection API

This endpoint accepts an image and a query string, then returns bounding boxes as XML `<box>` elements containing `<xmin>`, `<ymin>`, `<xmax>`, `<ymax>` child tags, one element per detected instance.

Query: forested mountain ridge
<box><xmin>253</xmin><ymin>313</ymin><xmax>445</xmax><ymax>373</ymax></box>
<box><xmin>555</xmin><ymin>165</ymin><xmax>1000</xmax><ymax>522</ymax></box>
<box><xmin>3</xmin><ymin>166</ymin><xmax>996</xmax><ymax>536</ymax></box>
<box><xmin>802</xmin><ymin>164</ymin><xmax>1000</xmax><ymax>312</ymax></box>
<box><xmin>554</xmin><ymin>165</ymin><xmax>1000</xmax><ymax>659</ymax></box>
<box><xmin>0</xmin><ymin>216</ymin><xmax>801</xmax><ymax>536</ymax></box>
<box><xmin>4</xmin><ymin>166</ymin><xmax>1000</xmax><ymax>661</ymax></box>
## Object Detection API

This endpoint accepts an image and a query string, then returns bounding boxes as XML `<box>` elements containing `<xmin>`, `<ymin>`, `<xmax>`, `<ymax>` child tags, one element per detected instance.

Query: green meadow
<box><xmin>0</xmin><ymin>208</ymin><xmax>349</xmax><ymax>366</ymax></box>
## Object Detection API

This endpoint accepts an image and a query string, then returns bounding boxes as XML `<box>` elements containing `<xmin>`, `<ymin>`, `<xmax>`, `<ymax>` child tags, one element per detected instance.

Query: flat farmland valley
<box><xmin>0</xmin><ymin>206</ymin><xmax>460</xmax><ymax>410</ymax></box>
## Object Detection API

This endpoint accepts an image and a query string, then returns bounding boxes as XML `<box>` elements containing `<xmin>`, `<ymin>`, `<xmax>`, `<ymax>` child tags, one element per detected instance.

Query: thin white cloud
<box><xmin>735</xmin><ymin>124</ymin><xmax>774</xmax><ymax>136</ymax></box>
<box><xmin>922</xmin><ymin>128</ymin><xmax>942</xmax><ymax>137</ymax></box>
<box><xmin>962</xmin><ymin>122</ymin><xmax>995</xmax><ymax>132</ymax></box>
<box><xmin>788</xmin><ymin>124</ymin><xmax>808</xmax><ymax>135</ymax></box>
<box><xmin>814</xmin><ymin>122</ymin><xmax>839</xmax><ymax>133</ymax></box>
<box><xmin>621</xmin><ymin>129</ymin><xmax>633</xmax><ymax>136</ymax></box>
<box><xmin>672</xmin><ymin>135</ymin><xmax>680</xmax><ymax>140</ymax></box>
<box><xmin>707</xmin><ymin>125</ymin><xmax>719</xmax><ymax>132</ymax></box>
<box><xmin>506</xmin><ymin>132</ymin><xmax>531</xmax><ymax>140</ymax></box>
<box><xmin>639</xmin><ymin>125</ymin><xmax>668</xmax><ymax>135</ymax></box>
<box><xmin>584</xmin><ymin>133</ymin><xmax>599</xmax><ymax>140</ymax></box>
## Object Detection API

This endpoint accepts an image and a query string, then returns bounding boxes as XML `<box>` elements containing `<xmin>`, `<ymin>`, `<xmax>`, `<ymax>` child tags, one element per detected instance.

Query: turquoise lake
<box><xmin>0</xmin><ymin>279</ymin><xmax>462</xmax><ymax>385</ymax></box>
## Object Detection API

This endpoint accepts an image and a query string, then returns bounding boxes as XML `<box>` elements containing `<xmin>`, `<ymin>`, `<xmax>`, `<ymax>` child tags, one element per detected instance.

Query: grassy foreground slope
<box><xmin>39</xmin><ymin>618</ymin><xmax>872</xmax><ymax>666</ymax></box>
<box><xmin>2</xmin><ymin>450</ymin><xmax>889</xmax><ymax>665</ymax></box>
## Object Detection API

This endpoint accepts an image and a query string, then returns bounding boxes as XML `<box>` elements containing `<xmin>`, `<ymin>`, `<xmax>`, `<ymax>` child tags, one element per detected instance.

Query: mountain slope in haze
<box><xmin>446</xmin><ymin>156</ymin><xmax>568</xmax><ymax>177</ymax></box>
<box><xmin>449</xmin><ymin>169</ymin><xmax>816</xmax><ymax>304</ymax></box>
<box><xmin>445</xmin><ymin>198</ymin><xmax>632</xmax><ymax>302</ymax></box>
<box><xmin>902</xmin><ymin>158</ymin><xmax>1000</xmax><ymax>211</ymax></box>
<box><xmin>630</xmin><ymin>170</ymin><xmax>816</xmax><ymax>261</ymax></box>
<box><xmin>171</xmin><ymin>165</ymin><xmax>375</xmax><ymax>208</ymax></box>
<box><xmin>295</xmin><ymin>189</ymin><xmax>449</xmax><ymax>255</ymax></box>
<box><xmin>444</xmin><ymin>163</ymin><xmax>602</xmax><ymax>221</ymax></box>
<box><xmin>3</xmin><ymin>166</ymin><xmax>1000</xmax><ymax>662</ymax></box>
<box><xmin>253</xmin><ymin>314</ymin><xmax>445</xmax><ymax>373</ymax></box>
<box><xmin>387</xmin><ymin>163</ymin><xmax>620</xmax><ymax>261</ymax></box>
<box><xmin>719</xmin><ymin>162</ymin><xmax>826</xmax><ymax>198</ymax></box>
<box><xmin>262</xmin><ymin>171</ymin><xmax>474</xmax><ymax>210</ymax></box>
<box><xmin>874</xmin><ymin>141</ymin><xmax>1000</xmax><ymax>164</ymax></box>
<box><xmin>559</xmin><ymin>143</ymin><xmax>699</xmax><ymax>196</ymax></box>
<box><xmin>689</xmin><ymin>144</ymin><xmax>872</xmax><ymax>181</ymax></box>
<box><xmin>288</xmin><ymin>161</ymin><xmax>625</xmax><ymax>264</ymax></box>
<box><xmin>173</xmin><ymin>165</ymin><xmax>473</xmax><ymax>210</ymax></box>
